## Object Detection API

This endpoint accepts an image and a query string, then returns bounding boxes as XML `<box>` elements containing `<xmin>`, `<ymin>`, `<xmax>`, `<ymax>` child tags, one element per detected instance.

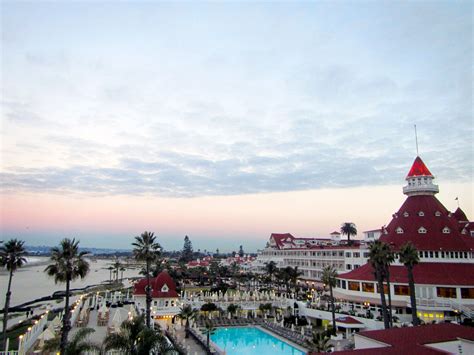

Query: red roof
<box><xmin>334</xmin><ymin>323</ymin><xmax>474</xmax><ymax>354</ymax></box>
<box><xmin>133</xmin><ymin>271</ymin><xmax>178</xmax><ymax>298</ymax></box>
<box><xmin>335</xmin><ymin>316</ymin><xmax>363</xmax><ymax>324</ymax></box>
<box><xmin>379</xmin><ymin>195</ymin><xmax>474</xmax><ymax>252</ymax></box>
<box><xmin>453</xmin><ymin>207</ymin><xmax>469</xmax><ymax>222</ymax></box>
<box><xmin>338</xmin><ymin>262</ymin><xmax>474</xmax><ymax>286</ymax></box>
<box><xmin>406</xmin><ymin>156</ymin><xmax>433</xmax><ymax>178</ymax></box>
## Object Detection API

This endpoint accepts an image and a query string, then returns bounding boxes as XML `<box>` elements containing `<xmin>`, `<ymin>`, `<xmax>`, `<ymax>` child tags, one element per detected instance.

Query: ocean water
<box><xmin>0</xmin><ymin>257</ymin><xmax>140</xmax><ymax>306</ymax></box>
<box><xmin>211</xmin><ymin>327</ymin><xmax>305</xmax><ymax>355</ymax></box>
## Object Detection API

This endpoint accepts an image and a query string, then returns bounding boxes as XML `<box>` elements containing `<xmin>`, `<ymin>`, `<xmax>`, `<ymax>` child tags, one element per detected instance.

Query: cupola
<box><xmin>403</xmin><ymin>156</ymin><xmax>439</xmax><ymax>196</ymax></box>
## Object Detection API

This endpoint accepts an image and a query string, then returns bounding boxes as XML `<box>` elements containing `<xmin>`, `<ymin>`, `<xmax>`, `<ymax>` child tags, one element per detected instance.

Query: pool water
<box><xmin>211</xmin><ymin>327</ymin><xmax>306</xmax><ymax>355</ymax></box>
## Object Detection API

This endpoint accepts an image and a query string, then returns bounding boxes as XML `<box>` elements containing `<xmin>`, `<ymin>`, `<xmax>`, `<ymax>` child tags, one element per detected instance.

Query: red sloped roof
<box><xmin>338</xmin><ymin>262</ymin><xmax>474</xmax><ymax>286</ymax></box>
<box><xmin>133</xmin><ymin>271</ymin><xmax>178</xmax><ymax>298</ymax></box>
<box><xmin>334</xmin><ymin>324</ymin><xmax>474</xmax><ymax>354</ymax></box>
<box><xmin>335</xmin><ymin>316</ymin><xmax>363</xmax><ymax>324</ymax></box>
<box><xmin>379</xmin><ymin>195</ymin><xmax>474</xmax><ymax>252</ymax></box>
<box><xmin>270</xmin><ymin>233</ymin><xmax>295</xmax><ymax>249</ymax></box>
<box><xmin>453</xmin><ymin>207</ymin><xmax>469</xmax><ymax>222</ymax></box>
<box><xmin>406</xmin><ymin>156</ymin><xmax>433</xmax><ymax>178</ymax></box>
<box><xmin>359</xmin><ymin>323</ymin><xmax>474</xmax><ymax>348</ymax></box>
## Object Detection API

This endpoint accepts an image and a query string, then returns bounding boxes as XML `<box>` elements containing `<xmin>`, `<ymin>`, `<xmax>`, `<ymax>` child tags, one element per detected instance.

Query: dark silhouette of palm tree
<box><xmin>341</xmin><ymin>222</ymin><xmax>357</xmax><ymax>245</ymax></box>
<box><xmin>43</xmin><ymin>327</ymin><xmax>100</xmax><ymax>354</ymax></box>
<box><xmin>202</xmin><ymin>320</ymin><xmax>216</xmax><ymax>349</ymax></box>
<box><xmin>399</xmin><ymin>241</ymin><xmax>420</xmax><ymax>325</ymax></box>
<box><xmin>1</xmin><ymin>239</ymin><xmax>27</xmax><ymax>347</ymax></box>
<box><xmin>322</xmin><ymin>265</ymin><xmax>338</xmax><ymax>335</ymax></box>
<box><xmin>132</xmin><ymin>231</ymin><xmax>161</xmax><ymax>328</ymax></box>
<box><xmin>368</xmin><ymin>240</ymin><xmax>390</xmax><ymax>329</ymax></box>
<box><xmin>177</xmin><ymin>304</ymin><xmax>197</xmax><ymax>338</ymax></box>
<box><xmin>305</xmin><ymin>329</ymin><xmax>332</xmax><ymax>353</ymax></box>
<box><xmin>103</xmin><ymin>314</ymin><xmax>171</xmax><ymax>354</ymax></box>
<box><xmin>45</xmin><ymin>238</ymin><xmax>90</xmax><ymax>354</ymax></box>
<box><xmin>265</xmin><ymin>261</ymin><xmax>278</xmax><ymax>286</ymax></box>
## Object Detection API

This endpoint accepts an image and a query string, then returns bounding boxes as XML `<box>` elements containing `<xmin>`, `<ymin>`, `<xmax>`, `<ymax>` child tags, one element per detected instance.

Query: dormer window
<box><xmin>435</xmin><ymin>211</ymin><xmax>441</xmax><ymax>217</ymax></box>
<box><xmin>442</xmin><ymin>227</ymin><xmax>451</xmax><ymax>234</ymax></box>
<box><xmin>161</xmin><ymin>284</ymin><xmax>169</xmax><ymax>292</ymax></box>
<box><xmin>403</xmin><ymin>212</ymin><xmax>409</xmax><ymax>217</ymax></box>
<box><xmin>418</xmin><ymin>226</ymin><xmax>427</xmax><ymax>234</ymax></box>
<box><xmin>418</xmin><ymin>211</ymin><xmax>424</xmax><ymax>217</ymax></box>
<box><xmin>396</xmin><ymin>227</ymin><xmax>404</xmax><ymax>234</ymax></box>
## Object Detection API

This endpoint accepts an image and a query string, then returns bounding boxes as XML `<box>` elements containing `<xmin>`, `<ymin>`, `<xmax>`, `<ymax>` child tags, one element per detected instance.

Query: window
<box><xmin>336</xmin><ymin>279</ymin><xmax>341</xmax><ymax>288</ymax></box>
<box><xmin>403</xmin><ymin>212</ymin><xmax>409</xmax><ymax>217</ymax></box>
<box><xmin>455</xmin><ymin>252</ymin><xmax>459</xmax><ymax>258</ymax></box>
<box><xmin>436</xmin><ymin>287</ymin><xmax>457</xmax><ymax>298</ymax></box>
<box><xmin>418</xmin><ymin>227</ymin><xmax>427</xmax><ymax>234</ymax></box>
<box><xmin>364</xmin><ymin>252</ymin><xmax>369</xmax><ymax>258</ymax></box>
<box><xmin>354</xmin><ymin>264</ymin><xmax>360</xmax><ymax>269</ymax></box>
<box><xmin>339</xmin><ymin>251</ymin><xmax>344</xmax><ymax>257</ymax></box>
<box><xmin>348</xmin><ymin>282</ymin><xmax>360</xmax><ymax>291</ymax></box>
<box><xmin>442</xmin><ymin>227</ymin><xmax>451</xmax><ymax>234</ymax></box>
<box><xmin>362</xmin><ymin>282</ymin><xmax>375</xmax><ymax>293</ymax></box>
<box><xmin>424</xmin><ymin>251</ymin><xmax>429</xmax><ymax>258</ymax></box>
<box><xmin>341</xmin><ymin>280</ymin><xmax>346</xmax><ymax>289</ymax></box>
<box><xmin>418</xmin><ymin>211</ymin><xmax>424</xmax><ymax>216</ymax></box>
<box><xmin>435</xmin><ymin>251</ymin><xmax>439</xmax><ymax>258</ymax></box>
<box><xmin>396</xmin><ymin>227</ymin><xmax>404</xmax><ymax>234</ymax></box>
<box><xmin>435</xmin><ymin>211</ymin><xmax>441</xmax><ymax>217</ymax></box>
<box><xmin>394</xmin><ymin>285</ymin><xmax>410</xmax><ymax>296</ymax></box>
<box><xmin>441</xmin><ymin>251</ymin><xmax>445</xmax><ymax>258</ymax></box>
<box><xmin>429</xmin><ymin>251</ymin><xmax>434</xmax><ymax>258</ymax></box>
<box><xmin>461</xmin><ymin>288</ymin><xmax>474</xmax><ymax>299</ymax></box>
<box><xmin>346</xmin><ymin>264</ymin><xmax>352</xmax><ymax>270</ymax></box>
<box><xmin>353</xmin><ymin>252</ymin><xmax>360</xmax><ymax>258</ymax></box>
<box><xmin>345</xmin><ymin>252</ymin><xmax>351</xmax><ymax>258</ymax></box>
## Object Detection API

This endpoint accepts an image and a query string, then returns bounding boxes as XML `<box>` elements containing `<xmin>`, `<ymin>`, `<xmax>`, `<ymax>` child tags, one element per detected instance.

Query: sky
<box><xmin>0</xmin><ymin>1</ymin><xmax>472</xmax><ymax>252</ymax></box>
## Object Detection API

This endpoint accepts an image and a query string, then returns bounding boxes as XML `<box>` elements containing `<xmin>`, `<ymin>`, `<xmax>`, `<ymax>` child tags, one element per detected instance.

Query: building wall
<box><xmin>354</xmin><ymin>334</ymin><xmax>389</xmax><ymax>350</ymax></box>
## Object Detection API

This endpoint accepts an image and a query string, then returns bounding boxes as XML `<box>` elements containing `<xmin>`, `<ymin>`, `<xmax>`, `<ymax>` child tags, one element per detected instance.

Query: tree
<box><xmin>368</xmin><ymin>240</ymin><xmax>390</xmax><ymax>329</ymax></box>
<box><xmin>132</xmin><ymin>231</ymin><xmax>161</xmax><ymax>329</ymax></box>
<box><xmin>285</xmin><ymin>266</ymin><xmax>303</xmax><ymax>294</ymax></box>
<box><xmin>103</xmin><ymin>314</ymin><xmax>170</xmax><ymax>355</ymax></box>
<box><xmin>43</xmin><ymin>327</ymin><xmax>100</xmax><ymax>355</ymax></box>
<box><xmin>107</xmin><ymin>266</ymin><xmax>114</xmax><ymax>283</ymax></box>
<box><xmin>238</xmin><ymin>245</ymin><xmax>244</xmax><ymax>257</ymax></box>
<box><xmin>341</xmin><ymin>222</ymin><xmax>357</xmax><ymax>245</ymax></box>
<box><xmin>180</xmin><ymin>235</ymin><xmax>193</xmax><ymax>262</ymax></box>
<box><xmin>112</xmin><ymin>259</ymin><xmax>122</xmax><ymax>283</ymax></box>
<box><xmin>399</xmin><ymin>241</ymin><xmax>420</xmax><ymax>326</ymax></box>
<box><xmin>227</xmin><ymin>304</ymin><xmax>240</xmax><ymax>318</ymax></box>
<box><xmin>305</xmin><ymin>329</ymin><xmax>332</xmax><ymax>353</ymax></box>
<box><xmin>44</xmin><ymin>238</ymin><xmax>90</xmax><ymax>354</ymax></box>
<box><xmin>1</xmin><ymin>239</ymin><xmax>27</xmax><ymax>347</ymax></box>
<box><xmin>321</xmin><ymin>265</ymin><xmax>338</xmax><ymax>335</ymax></box>
<box><xmin>202</xmin><ymin>320</ymin><xmax>216</xmax><ymax>349</ymax></box>
<box><xmin>120</xmin><ymin>266</ymin><xmax>126</xmax><ymax>281</ymax></box>
<box><xmin>265</xmin><ymin>261</ymin><xmax>277</xmax><ymax>285</ymax></box>
<box><xmin>382</xmin><ymin>245</ymin><xmax>395</xmax><ymax>327</ymax></box>
<box><xmin>177</xmin><ymin>305</ymin><xmax>197</xmax><ymax>338</ymax></box>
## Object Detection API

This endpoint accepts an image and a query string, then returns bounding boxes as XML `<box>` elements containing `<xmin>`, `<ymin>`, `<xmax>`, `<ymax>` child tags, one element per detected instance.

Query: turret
<box><xmin>402</xmin><ymin>156</ymin><xmax>439</xmax><ymax>196</ymax></box>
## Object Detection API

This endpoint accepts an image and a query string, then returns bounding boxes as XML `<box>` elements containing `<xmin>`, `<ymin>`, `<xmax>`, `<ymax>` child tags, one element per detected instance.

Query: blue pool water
<box><xmin>210</xmin><ymin>327</ymin><xmax>305</xmax><ymax>355</ymax></box>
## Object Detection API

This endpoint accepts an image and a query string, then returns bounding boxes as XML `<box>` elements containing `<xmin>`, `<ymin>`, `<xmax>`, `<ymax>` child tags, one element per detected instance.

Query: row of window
<box><xmin>396</xmin><ymin>210</ymin><xmax>443</xmax><ymax>218</ymax></box>
<box><xmin>396</xmin><ymin>226</ymin><xmax>451</xmax><ymax>234</ymax></box>
<box><xmin>417</xmin><ymin>250</ymin><xmax>470</xmax><ymax>259</ymax></box>
<box><xmin>337</xmin><ymin>280</ymin><xmax>474</xmax><ymax>300</ymax></box>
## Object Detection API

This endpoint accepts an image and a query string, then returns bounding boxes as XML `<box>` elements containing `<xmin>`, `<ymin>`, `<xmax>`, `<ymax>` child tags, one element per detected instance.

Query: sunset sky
<box><xmin>1</xmin><ymin>1</ymin><xmax>472</xmax><ymax>252</ymax></box>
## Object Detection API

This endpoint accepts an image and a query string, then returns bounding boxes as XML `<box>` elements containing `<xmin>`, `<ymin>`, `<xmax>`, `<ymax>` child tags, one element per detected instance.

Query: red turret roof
<box><xmin>453</xmin><ymin>207</ymin><xmax>468</xmax><ymax>222</ymax></box>
<box><xmin>133</xmin><ymin>271</ymin><xmax>178</xmax><ymax>298</ymax></box>
<box><xmin>406</xmin><ymin>156</ymin><xmax>433</xmax><ymax>178</ymax></box>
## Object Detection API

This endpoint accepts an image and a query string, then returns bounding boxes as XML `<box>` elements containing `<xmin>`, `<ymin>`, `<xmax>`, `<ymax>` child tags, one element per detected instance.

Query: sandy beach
<box><xmin>0</xmin><ymin>257</ymin><xmax>141</xmax><ymax>307</ymax></box>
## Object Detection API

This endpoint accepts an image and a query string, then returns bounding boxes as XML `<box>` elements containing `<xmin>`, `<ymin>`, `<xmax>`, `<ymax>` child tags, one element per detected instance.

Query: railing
<box><xmin>17</xmin><ymin>312</ymin><xmax>48</xmax><ymax>354</ymax></box>
<box><xmin>413</xmin><ymin>298</ymin><xmax>474</xmax><ymax>318</ymax></box>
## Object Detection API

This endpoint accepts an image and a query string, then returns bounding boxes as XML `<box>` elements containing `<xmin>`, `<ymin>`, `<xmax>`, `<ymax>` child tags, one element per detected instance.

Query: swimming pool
<box><xmin>211</xmin><ymin>327</ymin><xmax>306</xmax><ymax>355</ymax></box>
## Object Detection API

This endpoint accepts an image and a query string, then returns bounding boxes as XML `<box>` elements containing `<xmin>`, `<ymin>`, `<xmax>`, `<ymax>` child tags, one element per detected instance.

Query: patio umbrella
<box><xmin>111</xmin><ymin>309</ymin><xmax>122</xmax><ymax>328</ymax></box>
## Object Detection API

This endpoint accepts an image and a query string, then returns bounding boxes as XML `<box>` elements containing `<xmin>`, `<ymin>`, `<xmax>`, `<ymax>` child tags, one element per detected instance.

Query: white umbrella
<box><xmin>129</xmin><ymin>304</ymin><xmax>136</xmax><ymax>318</ymax></box>
<box><xmin>111</xmin><ymin>309</ymin><xmax>122</xmax><ymax>328</ymax></box>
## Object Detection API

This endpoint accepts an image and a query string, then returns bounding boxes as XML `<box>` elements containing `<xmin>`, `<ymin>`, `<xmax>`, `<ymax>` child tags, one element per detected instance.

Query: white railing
<box><xmin>414</xmin><ymin>298</ymin><xmax>474</xmax><ymax>317</ymax></box>
<box><xmin>17</xmin><ymin>312</ymin><xmax>48</xmax><ymax>354</ymax></box>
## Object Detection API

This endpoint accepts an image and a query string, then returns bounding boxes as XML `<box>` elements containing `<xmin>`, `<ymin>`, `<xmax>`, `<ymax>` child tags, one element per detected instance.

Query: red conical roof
<box><xmin>406</xmin><ymin>156</ymin><xmax>433</xmax><ymax>178</ymax></box>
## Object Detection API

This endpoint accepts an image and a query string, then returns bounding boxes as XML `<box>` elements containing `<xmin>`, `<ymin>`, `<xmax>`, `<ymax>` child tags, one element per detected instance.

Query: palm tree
<box><xmin>120</xmin><ymin>266</ymin><xmax>126</xmax><ymax>282</ymax></box>
<box><xmin>227</xmin><ymin>304</ymin><xmax>240</xmax><ymax>318</ymax></box>
<box><xmin>107</xmin><ymin>266</ymin><xmax>114</xmax><ymax>283</ymax></box>
<box><xmin>103</xmin><ymin>314</ymin><xmax>170</xmax><ymax>354</ymax></box>
<box><xmin>305</xmin><ymin>330</ymin><xmax>332</xmax><ymax>353</ymax></box>
<box><xmin>132</xmin><ymin>231</ymin><xmax>161</xmax><ymax>328</ymax></box>
<box><xmin>113</xmin><ymin>259</ymin><xmax>122</xmax><ymax>283</ymax></box>
<box><xmin>43</xmin><ymin>328</ymin><xmax>100</xmax><ymax>354</ymax></box>
<box><xmin>368</xmin><ymin>240</ymin><xmax>390</xmax><ymax>329</ymax></box>
<box><xmin>285</xmin><ymin>266</ymin><xmax>303</xmax><ymax>295</ymax></box>
<box><xmin>321</xmin><ymin>265</ymin><xmax>338</xmax><ymax>335</ymax></box>
<box><xmin>382</xmin><ymin>245</ymin><xmax>395</xmax><ymax>327</ymax></box>
<box><xmin>264</xmin><ymin>261</ymin><xmax>278</xmax><ymax>288</ymax></box>
<box><xmin>1</xmin><ymin>239</ymin><xmax>27</xmax><ymax>347</ymax></box>
<box><xmin>341</xmin><ymin>222</ymin><xmax>357</xmax><ymax>245</ymax></box>
<box><xmin>202</xmin><ymin>320</ymin><xmax>216</xmax><ymax>349</ymax></box>
<box><xmin>399</xmin><ymin>241</ymin><xmax>420</xmax><ymax>326</ymax></box>
<box><xmin>177</xmin><ymin>304</ymin><xmax>197</xmax><ymax>338</ymax></box>
<box><xmin>44</xmin><ymin>238</ymin><xmax>90</xmax><ymax>353</ymax></box>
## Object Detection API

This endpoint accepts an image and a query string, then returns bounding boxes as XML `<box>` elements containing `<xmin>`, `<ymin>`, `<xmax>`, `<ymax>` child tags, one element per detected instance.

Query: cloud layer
<box><xmin>1</xmin><ymin>1</ymin><xmax>472</xmax><ymax>197</ymax></box>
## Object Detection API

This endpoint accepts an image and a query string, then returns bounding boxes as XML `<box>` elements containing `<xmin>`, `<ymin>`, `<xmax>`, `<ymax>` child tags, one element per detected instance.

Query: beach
<box><xmin>0</xmin><ymin>257</ymin><xmax>140</xmax><ymax>307</ymax></box>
